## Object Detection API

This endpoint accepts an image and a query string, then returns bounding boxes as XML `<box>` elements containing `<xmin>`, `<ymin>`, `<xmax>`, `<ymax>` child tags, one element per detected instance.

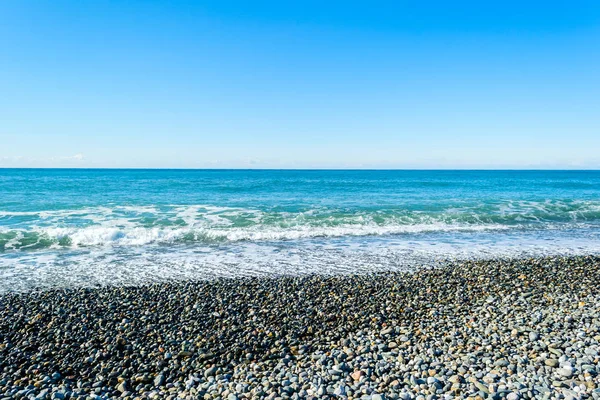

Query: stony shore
<box><xmin>1</xmin><ymin>255</ymin><xmax>599</xmax><ymax>400</ymax></box>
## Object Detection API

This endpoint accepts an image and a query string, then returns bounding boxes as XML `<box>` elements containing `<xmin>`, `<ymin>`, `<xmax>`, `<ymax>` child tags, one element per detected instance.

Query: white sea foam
<box><xmin>1</xmin><ymin>229</ymin><xmax>599</xmax><ymax>293</ymax></box>
<box><xmin>2</xmin><ymin>222</ymin><xmax>517</xmax><ymax>249</ymax></box>
<box><xmin>1</xmin><ymin>200</ymin><xmax>600</xmax><ymax>293</ymax></box>
<box><xmin>2</xmin><ymin>200</ymin><xmax>600</xmax><ymax>250</ymax></box>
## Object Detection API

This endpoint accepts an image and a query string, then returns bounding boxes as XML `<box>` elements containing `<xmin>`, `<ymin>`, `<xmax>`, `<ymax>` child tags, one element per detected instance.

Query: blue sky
<box><xmin>1</xmin><ymin>1</ymin><xmax>599</xmax><ymax>169</ymax></box>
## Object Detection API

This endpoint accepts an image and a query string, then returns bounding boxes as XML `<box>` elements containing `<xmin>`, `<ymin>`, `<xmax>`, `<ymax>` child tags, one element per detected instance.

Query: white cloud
<box><xmin>0</xmin><ymin>154</ymin><xmax>85</xmax><ymax>166</ymax></box>
<box><xmin>50</xmin><ymin>153</ymin><xmax>85</xmax><ymax>161</ymax></box>
<box><xmin>0</xmin><ymin>156</ymin><xmax>24</xmax><ymax>162</ymax></box>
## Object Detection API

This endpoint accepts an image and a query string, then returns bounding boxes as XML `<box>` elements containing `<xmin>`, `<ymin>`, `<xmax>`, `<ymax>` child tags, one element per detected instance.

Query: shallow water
<box><xmin>1</xmin><ymin>169</ymin><xmax>600</xmax><ymax>291</ymax></box>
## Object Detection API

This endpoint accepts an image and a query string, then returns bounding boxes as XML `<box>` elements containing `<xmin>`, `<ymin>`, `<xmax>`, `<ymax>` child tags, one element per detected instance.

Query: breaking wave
<box><xmin>2</xmin><ymin>200</ymin><xmax>600</xmax><ymax>251</ymax></box>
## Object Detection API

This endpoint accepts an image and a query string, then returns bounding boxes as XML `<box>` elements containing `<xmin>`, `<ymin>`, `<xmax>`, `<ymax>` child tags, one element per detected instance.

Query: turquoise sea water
<box><xmin>1</xmin><ymin>169</ymin><xmax>600</xmax><ymax>291</ymax></box>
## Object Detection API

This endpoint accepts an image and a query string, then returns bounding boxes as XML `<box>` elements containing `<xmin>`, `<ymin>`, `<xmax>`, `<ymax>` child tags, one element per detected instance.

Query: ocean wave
<box><xmin>0</xmin><ymin>223</ymin><xmax>500</xmax><ymax>250</ymax></box>
<box><xmin>2</xmin><ymin>199</ymin><xmax>600</xmax><ymax>222</ymax></box>
<box><xmin>2</xmin><ymin>200</ymin><xmax>600</xmax><ymax>251</ymax></box>
<box><xmin>2</xmin><ymin>229</ymin><xmax>600</xmax><ymax>293</ymax></box>
<box><xmin>0</xmin><ymin>221</ymin><xmax>590</xmax><ymax>251</ymax></box>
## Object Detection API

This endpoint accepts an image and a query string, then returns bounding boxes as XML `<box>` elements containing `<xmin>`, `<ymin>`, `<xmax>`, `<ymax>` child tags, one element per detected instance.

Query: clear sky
<box><xmin>1</xmin><ymin>1</ymin><xmax>599</xmax><ymax>169</ymax></box>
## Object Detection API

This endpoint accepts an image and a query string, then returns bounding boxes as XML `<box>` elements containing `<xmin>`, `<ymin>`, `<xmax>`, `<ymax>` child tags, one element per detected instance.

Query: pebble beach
<box><xmin>1</xmin><ymin>255</ymin><xmax>600</xmax><ymax>400</ymax></box>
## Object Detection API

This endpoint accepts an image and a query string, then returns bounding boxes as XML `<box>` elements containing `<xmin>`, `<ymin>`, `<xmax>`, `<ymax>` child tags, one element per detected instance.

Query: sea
<box><xmin>1</xmin><ymin>169</ymin><xmax>599</xmax><ymax>292</ymax></box>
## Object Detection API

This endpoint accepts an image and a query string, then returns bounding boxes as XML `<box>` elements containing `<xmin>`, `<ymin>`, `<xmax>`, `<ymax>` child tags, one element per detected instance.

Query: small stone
<box><xmin>475</xmin><ymin>382</ymin><xmax>490</xmax><ymax>394</ymax></box>
<box><xmin>154</xmin><ymin>374</ymin><xmax>165</xmax><ymax>387</ymax></box>
<box><xmin>494</xmin><ymin>359</ymin><xmax>509</xmax><ymax>367</ymax></box>
<box><xmin>177</xmin><ymin>350</ymin><xmax>193</xmax><ymax>358</ymax></box>
<box><xmin>544</xmin><ymin>359</ymin><xmax>559</xmax><ymax>368</ymax></box>
<box><xmin>351</xmin><ymin>371</ymin><xmax>364</xmax><ymax>381</ymax></box>
<box><xmin>204</xmin><ymin>366</ymin><xmax>217</xmax><ymax>378</ymax></box>
<box><xmin>507</xmin><ymin>392</ymin><xmax>519</xmax><ymax>400</ymax></box>
<box><xmin>557</xmin><ymin>368</ymin><xmax>573</xmax><ymax>378</ymax></box>
<box><xmin>381</xmin><ymin>327</ymin><xmax>393</xmax><ymax>335</ymax></box>
<box><xmin>334</xmin><ymin>386</ymin><xmax>346</xmax><ymax>396</ymax></box>
<box><xmin>116</xmin><ymin>382</ymin><xmax>128</xmax><ymax>393</ymax></box>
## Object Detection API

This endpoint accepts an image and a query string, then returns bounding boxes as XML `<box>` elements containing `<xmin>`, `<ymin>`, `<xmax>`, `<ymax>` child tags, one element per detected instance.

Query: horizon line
<box><xmin>1</xmin><ymin>167</ymin><xmax>600</xmax><ymax>171</ymax></box>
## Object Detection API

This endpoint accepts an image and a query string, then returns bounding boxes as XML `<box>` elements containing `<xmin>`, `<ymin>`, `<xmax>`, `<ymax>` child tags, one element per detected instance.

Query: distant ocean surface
<box><xmin>1</xmin><ymin>169</ymin><xmax>600</xmax><ymax>292</ymax></box>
